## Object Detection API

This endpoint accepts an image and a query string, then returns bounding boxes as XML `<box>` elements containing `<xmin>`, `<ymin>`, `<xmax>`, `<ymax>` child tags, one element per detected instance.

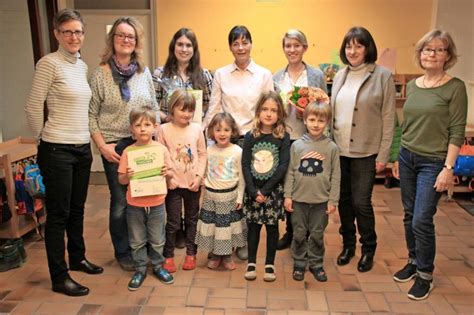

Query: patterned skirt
<box><xmin>243</xmin><ymin>183</ymin><xmax>285</xmax><ymax>225</ymax></box>
<box><xmin>195</xmin><ymin>186</ymin><xmax>247</xmax><ymax>255</ymax></box>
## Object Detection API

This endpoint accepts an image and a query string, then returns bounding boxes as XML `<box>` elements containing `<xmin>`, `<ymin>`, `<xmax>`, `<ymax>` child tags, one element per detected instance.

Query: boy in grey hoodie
<box><xmin>283</xmin><ymin>102</ymin><xmax>340</xmax><ymax>282</ymax></box>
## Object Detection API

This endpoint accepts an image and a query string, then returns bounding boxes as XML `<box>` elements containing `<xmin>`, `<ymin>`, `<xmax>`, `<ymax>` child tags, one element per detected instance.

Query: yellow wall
<box><xmin>155</xmin><ymin>0</ymin><xmax>433</xmax><ymax>73</ymax></box>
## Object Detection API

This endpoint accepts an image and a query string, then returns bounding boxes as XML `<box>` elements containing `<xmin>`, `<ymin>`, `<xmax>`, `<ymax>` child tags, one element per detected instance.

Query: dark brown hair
<box><xmin>207</xmin><ymin>113</ymin><xmax>240</xmax><ymax>144</ymax></box>
<box><xmin>339</xmin><ymin>26</ymin><xmax>377</xmax><ymax>65</ymax></box>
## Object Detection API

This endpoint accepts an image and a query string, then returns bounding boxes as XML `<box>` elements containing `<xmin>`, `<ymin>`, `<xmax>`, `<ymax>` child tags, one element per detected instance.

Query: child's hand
<box><xmin>126</xmin><ymin>167</ymin><xmax>134</xmax><ymax>179</ymax></box>
<box><xmin>284</xmin><ymin>198</ymin><xmax>293</xmax><ymax>212</ymax></box>
<box><xmin>375</xmin><ymin>161</ymin><xmax>386</xmax><ymax>173</ymax></box>
<box><xmin>255</xmin><ymin>191</ymin><xmax>266</xmax><ymax>203</ymax></box>
<box><xmin>236</xmin><ymin>203</ymin><xmax>242</xmax><ymax>210</ymax></box>
<box><xmin>161</xmin><ymin>165</ymin><xmax>169</xmax><ymax>177</ymax></box>
<box><xmin>326</xmin><ymin>204</ymin><xmax>337</xmax><ymax>214</ymax></box>
<box><xmin>189</xmin><ymin>175</ymin><xmax>201</xmax><ymax>192</ymax></box>
<box><xmin>168</xmin><ymin>178</ymin><xmax>178</xmax><ymax>190</ymax></box>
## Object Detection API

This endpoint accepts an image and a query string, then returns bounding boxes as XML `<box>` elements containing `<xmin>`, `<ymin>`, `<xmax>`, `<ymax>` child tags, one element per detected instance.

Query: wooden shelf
<box><xmin>0</xmin><ymin>137</ymin><xmax>44</xmax><ymax>239</ymax></box>
<box><xmin>394</xmin><ymin>74</ymin><xmax>422</xmax><ymax>107</ymax></box>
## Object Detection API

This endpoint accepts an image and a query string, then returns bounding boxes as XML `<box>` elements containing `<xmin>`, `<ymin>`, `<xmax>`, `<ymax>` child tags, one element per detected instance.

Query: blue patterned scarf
<box><xmin>109</xmin><ymin>55</ymin><xmax>138</xmax><ymax>102</ymax></box>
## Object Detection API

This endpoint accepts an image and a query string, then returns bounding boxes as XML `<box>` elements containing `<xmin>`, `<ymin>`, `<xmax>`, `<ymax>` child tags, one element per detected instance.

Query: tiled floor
<box><xmin>0</xmin><ymin>183</ymin><xmax>473</xmax><ymax>314</ymax></box>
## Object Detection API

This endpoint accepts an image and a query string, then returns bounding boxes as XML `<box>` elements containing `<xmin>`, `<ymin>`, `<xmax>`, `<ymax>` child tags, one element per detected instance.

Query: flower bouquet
<box><xmin>288</xmin><ymin>86</ymin><xmax>330</xmax><ymax>118</ymax></box>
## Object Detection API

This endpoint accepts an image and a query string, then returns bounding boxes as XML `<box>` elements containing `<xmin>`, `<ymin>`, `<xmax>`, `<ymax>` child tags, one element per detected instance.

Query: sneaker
<box><xmin>117</xmin><ymin>256</ymin><xmax>135</xmax><ymax>271</ymax></box>
<box><xmin>310</xmin><ymin>267</ymin><xmax>327</xmax><ymax>282</ymax></box>
<box><xmin>407</xmin><ymin>277</ymin><xmax>433</xmax><ymax>301</ymax></box>
<box><xmin>263</xmin><ymin>264</ymin><xmax>276</xmax><ymax>282</ymax></box>
<box><xmin>163</xmin><ymin>258</ymin><xmax>177</xmax><ymax>273</ymax></box>
<box><xmin>128</xmin><ymin>272</ymin><xmax>146</xmax><ymax>291</ymax></box>
<box><xmin>222</xmin><ymin>255</ymin><xmax>236</xmax><ymax>270</ymax></box>
<box><xmin>292</xmin><ymin>267</ymin><xmax>305</xmax><ymax>281</ymax></box>
<box><xmin>393</xmin><ymin>263</ymin><xmax>417</xmax><ymax>282</ymax></box>
<box><xmin>244</xmin><ymin>263</ymin><xmax>257</xmax><ymax>280</ymax></box>
<box><xmin>182</xmin><ymin>255</ymin><xmax>196</xmax><ymax>270</ymax></box>
<box><xmin>153</xmin><ymin>267</ymin><xmax>174</xmax><ymax>285</ymax></box>
<box><xmin>236</xmin><ymin>245</ymin><xmax>248</xmax><ymax>260</ymax></box>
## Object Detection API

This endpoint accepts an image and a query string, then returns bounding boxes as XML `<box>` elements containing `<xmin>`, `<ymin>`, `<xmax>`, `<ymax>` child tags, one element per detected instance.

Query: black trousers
<box><xmin>247</xmin><ymin>222</ymin><xmax>279</xmax><ymax>265</ymax></box>
<box><xmin>38</xmin><ymin>141</ymin><xmax>92</xmax><ymax>283</ymax></box>
<box><xmin>338</xmin><ymin>155</ymin><xmax>377</xmax><ymax>255</ymax></box>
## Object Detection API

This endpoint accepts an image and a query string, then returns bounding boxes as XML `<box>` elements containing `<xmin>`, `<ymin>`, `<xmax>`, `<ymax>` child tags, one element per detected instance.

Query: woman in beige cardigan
<box><xmin>331</xmin><ymin>26</ymin><xmax>395</xmax><ymax>272</ymax></box>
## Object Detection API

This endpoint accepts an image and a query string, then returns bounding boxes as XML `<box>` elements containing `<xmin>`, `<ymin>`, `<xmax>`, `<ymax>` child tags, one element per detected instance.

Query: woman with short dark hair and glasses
<box><xmin>26</xmin><ymin>8</ymin><xmax>103</xmax><ymax>297</ymax></box>
<box><xmin>392</xmin><ymin>29</ymin><xmax>467</xmax><ymax>301</ymax></box>
<box><xmin>331</xmin><ymin>26</ymin><xmax>395</xmax><ymax>273</ymax></box>
<box><xmin>89</xmin><ymin>16</ymin><xmax>159</xmax><ymax>272</ymax></box>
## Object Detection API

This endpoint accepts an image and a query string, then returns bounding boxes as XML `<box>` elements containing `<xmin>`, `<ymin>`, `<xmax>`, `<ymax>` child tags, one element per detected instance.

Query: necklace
<box><xmin>287</xmin><ymin>64</ymin><xmax>305</xmax><ymax>83</ymax></box>
<box><xmin>422</xmin><ymin>73</ymin><xmax>445</xmax><ymax>88</ymax></box>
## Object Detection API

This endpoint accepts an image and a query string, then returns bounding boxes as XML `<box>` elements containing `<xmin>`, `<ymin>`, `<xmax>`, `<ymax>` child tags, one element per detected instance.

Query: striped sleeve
<box><xmin>25</xmin><ymin>56</ymin><xmax>56</xmax><ymax>139</ymax></box>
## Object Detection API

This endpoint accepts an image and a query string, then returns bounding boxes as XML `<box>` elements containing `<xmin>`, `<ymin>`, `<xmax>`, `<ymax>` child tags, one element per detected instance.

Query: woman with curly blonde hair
<box><xmin>89</xmin><ymin>16</ymin><xmax>158</xmax><ymax>271</ymax></box>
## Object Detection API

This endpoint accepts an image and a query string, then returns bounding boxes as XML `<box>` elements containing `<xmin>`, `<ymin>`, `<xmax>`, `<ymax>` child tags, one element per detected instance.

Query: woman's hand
<box><xmin>284</xmin><ymin>198</ymin><xmax>293</xmax><ymax>212</ymax></box>
<box><xmin>434</xmin><ymin>168</ymin><xmax>454</xmax><ymax>192</ymax></box>
<box><xmin>392</xmin><ymin>161</ymin><xmax>400</xmax><ymax>179</ymax></box>
<box><xmin>375</xmin><ymin>161</ymin><xmax>386</xmax><ymax>173</ymax></box>
<box><xmin>100</xmin><ymin>143</ymin><xmax>121</xmax><ymax>163</ymax></box>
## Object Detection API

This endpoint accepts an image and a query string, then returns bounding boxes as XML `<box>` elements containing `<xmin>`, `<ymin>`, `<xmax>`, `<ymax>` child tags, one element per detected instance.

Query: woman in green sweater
<box><xmin>392</xmin><ymin>29</ymin><xmax>467</xmax><ymax>301</ymax></box>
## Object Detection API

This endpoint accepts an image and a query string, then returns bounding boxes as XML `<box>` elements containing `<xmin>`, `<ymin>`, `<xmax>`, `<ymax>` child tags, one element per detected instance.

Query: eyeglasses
<box><xmin>114</xmin><ymin>33</ymin><xmax>136</xmax><ymax>42</ymax></box>
<box><xmin>422</xmin><ymin>47</ymin><xmax>447</xmax><ymax>55</ymax></box>
<box><xmin>60</xmin><ymin>30</ymin><xmax>84</xmax><ymax>37</ymax></box>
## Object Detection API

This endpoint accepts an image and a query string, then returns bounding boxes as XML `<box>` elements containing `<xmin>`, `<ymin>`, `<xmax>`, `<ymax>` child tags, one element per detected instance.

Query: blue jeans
<box><xmin>37</xmin><ymin>141</ymin><xmax>92</xmax><ymax>283</ymax></box>
<box><xmin>338</xmin><ymin>155</ymin><xmax>377</xmax><ymax>255</ymax></box>
<box><xmin>127</xmin><ymin>204</ymin><xmax>166</xmax><ymax>273</ymax></box>
<box><xmin>291</xmin><ymin>201</ymin><xmax>328</xmax><ymax>269</ymax></box>
<box><xmin>399</xmin><ymin>147</ymin><xmax>443</xmax><ymax>280</ymax></box>
<box><xmin>102</xmin><ymin>157</ymin><xmax>130</xmax><ymax>260</ymax></box>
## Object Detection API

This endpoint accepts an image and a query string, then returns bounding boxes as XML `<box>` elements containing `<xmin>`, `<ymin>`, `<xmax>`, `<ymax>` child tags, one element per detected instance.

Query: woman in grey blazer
<box><xmin>331</xmin><ymin>26</ymin><xmax>395</xmax><ymax>272</ymax></box>
<box><xmin>273</xmin><ymin>29</ymin><xmax>327</xmax><ymax>250</ymax></box>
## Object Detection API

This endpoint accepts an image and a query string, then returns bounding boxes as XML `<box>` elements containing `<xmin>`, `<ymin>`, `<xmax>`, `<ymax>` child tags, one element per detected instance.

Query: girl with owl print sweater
<box><xmin>241</xmin><ymin>91</ymin><xmax>290</xmax><ymax>282</ymax></box>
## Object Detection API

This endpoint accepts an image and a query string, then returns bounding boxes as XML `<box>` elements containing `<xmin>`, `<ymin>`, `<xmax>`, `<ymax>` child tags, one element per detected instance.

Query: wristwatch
<box><xmin>444</xmin><ymin>164</ymin><xmax>453</xmax><ymax>170</ymax></box>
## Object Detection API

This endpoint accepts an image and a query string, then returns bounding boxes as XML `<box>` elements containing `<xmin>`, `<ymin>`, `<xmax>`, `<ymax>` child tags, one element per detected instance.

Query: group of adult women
<box><xmin>25</xmin><ymin>8</ymin><xmax>467</xmax><ymax>301</ymax></box>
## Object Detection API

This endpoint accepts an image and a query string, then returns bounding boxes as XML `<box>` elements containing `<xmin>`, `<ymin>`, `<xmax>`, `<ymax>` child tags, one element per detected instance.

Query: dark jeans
<box><xmin>99</xmin><ymin>136</ymin><xmax>135</xmax><ymax>260</ymax></box>
<box><xmin>338</xmin><ymin>155</ymin><xmax>377</xmax><ymax>255</ymax></box>
<box><xmin>247</xmin><ymin>222</ymin><xmax>279</xmax><ymax>265</ymax></box>
<box><xmin>164</xmin><ymin>188</ymin><xmax>201</xmax><ymax>257</ymax></box>
<box><xmin>37</xmin><ymin>141</ymin><xmax>92</xmax><ymax>283</ymax></box>
<box><xmin>399</xmin><ymin>147</ymin><xmax>443</xmax><ymax>279</ymax></box>
<box><xmin>102</xmin><ymin>156</ymin><xmax>130</xmax><ymax>260</ymax></box>
<box><xmin>291</xmin><ymin>201</ymin><xmax>328</xmax><ymax>269</ymax></box>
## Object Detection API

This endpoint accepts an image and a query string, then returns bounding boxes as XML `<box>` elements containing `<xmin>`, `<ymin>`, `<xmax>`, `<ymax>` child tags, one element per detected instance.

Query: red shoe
<box><xmin>182</xmin><ymin>255</ymin><xmax>196</xmax><ymax>270</ymax></box>
<box><xmin>223</xmin><ymin>256</ymin><xmax>236</xmax><ymax>270</ymax></box>
<box><xmin>163</xmin><ymin>258</ymin><xmax>177</xmax><ymax>273</ymax></box>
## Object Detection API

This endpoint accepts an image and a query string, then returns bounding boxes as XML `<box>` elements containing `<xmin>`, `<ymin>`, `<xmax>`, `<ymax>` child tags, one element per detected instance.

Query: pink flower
<box><xmin>297</xmin><ymin>97</ymin><xmax>309</xmax><ymax>107</ymax></box>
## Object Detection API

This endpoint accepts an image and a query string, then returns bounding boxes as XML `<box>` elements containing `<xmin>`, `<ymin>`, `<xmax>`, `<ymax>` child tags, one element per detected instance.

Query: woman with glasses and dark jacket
<box><xmin>88</xmin><ymin>16</ymin><xmax>159</xmax><ymax>272</ymax></box>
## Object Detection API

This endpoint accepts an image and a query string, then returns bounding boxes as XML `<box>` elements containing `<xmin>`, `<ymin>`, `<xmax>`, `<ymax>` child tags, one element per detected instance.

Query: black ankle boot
<box><xmin>337</xmin><ymin>248</ymin><xmax>355</xmax><ymax>266</ymax></box>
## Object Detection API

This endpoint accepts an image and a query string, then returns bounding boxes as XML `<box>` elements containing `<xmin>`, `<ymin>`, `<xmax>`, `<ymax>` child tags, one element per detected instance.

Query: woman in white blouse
<box><xmin>204</xmin><ymin>25</ymin><xmax>274</xmax><ymax>142</ymax></box>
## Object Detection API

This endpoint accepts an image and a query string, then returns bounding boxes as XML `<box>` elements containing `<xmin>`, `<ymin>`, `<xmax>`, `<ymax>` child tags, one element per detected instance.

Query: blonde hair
<box><xmin>252</xmin><ymin>91</ymin><xmax>287</xmax><ymax>139</ymax></box>
<box><xmin>414</xmin><ymin>29</ymin><xmax>458</xmax><ymax>70</ymax></box>
<box><xmin>303</xmin><ymin>102</ymin><xmax>332</xmax><ymax>122</ymax></box>
<box><xmin>100</xmin><ymin>16</ymin><xmax>145</xmax><ymax>73</ymax></box>
<box><xmin>129</xmin><ymin>105</ymin><xmax>157</xmax><ymax>125</ymax></box>
<box><xmin>282</xmin><ymin>29</ymin><xmax>308</xmax><ymax>48</ymax></box>
<box><xmin>168</xmin><ymin>89</ymin><xmax>196</xmax><ymax>117</ymax></box>
<box><xmin>207</xmin><ymin>113</ymin><xmax>240</xmax><ymax>144</ymax></box>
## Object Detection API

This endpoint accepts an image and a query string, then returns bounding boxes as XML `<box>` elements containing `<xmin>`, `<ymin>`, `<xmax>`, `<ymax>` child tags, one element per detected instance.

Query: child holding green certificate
<box><xmin>118</xmin><ymin>106</ymin><xmax>175</xmax><ymax>291</ymax></box>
